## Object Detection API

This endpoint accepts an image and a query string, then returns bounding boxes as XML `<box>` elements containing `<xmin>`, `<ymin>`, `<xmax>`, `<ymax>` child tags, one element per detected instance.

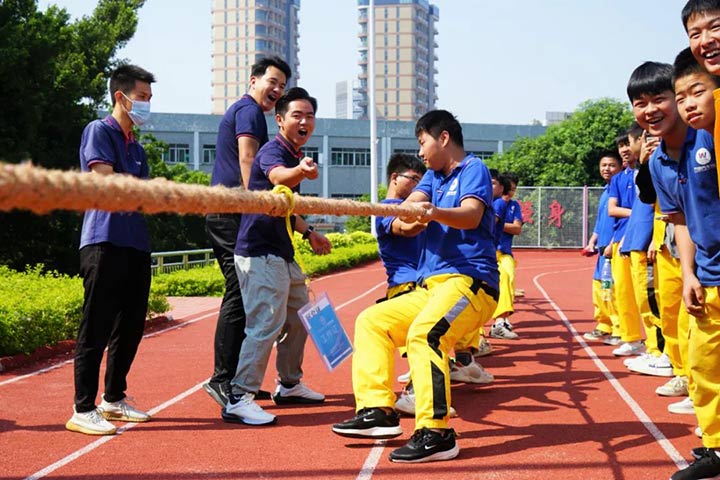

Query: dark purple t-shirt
<box><xmin>235</xmin><ymin>135</ymin><xmax>303</xmax><ymax>261</ymax></box>
<box><xmin>211</xmin><ymin>94</ymin><xmax>269</xmax><ymax>188</ymax></box>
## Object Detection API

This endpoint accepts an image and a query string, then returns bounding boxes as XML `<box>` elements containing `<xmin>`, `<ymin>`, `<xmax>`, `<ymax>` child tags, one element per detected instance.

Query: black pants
<box><xmin>74</xmin><ymin>244</ymin><xmax>151</xmax><ymax>412</ymax></box>
<box><xmin>205</xmin><ymin>213</ymin><xmax>247</xmax><ymax>385</ymax></box>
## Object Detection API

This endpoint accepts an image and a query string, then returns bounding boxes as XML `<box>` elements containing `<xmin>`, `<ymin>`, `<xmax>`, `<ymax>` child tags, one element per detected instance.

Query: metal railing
<box><xmin>151</xmin><ymin>248</ymin><xmax>215</xmax><ymax>275</ymax></box>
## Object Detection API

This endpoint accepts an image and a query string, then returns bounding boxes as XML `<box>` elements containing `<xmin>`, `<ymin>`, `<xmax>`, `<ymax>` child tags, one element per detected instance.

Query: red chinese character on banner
<box><xmin>518</xmin><ymin>200</ymin><xmax>534</xmax><ymax>225</ymax></box>
<box><xmin>548</xmin><ymin>200</ymin><xmax>566</xmax><ymax>228</ymax></box>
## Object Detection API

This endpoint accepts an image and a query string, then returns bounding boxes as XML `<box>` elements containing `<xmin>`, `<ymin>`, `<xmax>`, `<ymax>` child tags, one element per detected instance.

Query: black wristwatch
<box><xmin>302</xmin><ymin>225</ymin><xmax>315</xmax><ymax>240</ymax></box>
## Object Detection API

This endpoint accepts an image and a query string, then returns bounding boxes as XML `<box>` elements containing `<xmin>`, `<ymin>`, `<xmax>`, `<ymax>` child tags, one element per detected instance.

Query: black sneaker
<box><xmin>671</xmin><ymin>448</ymin><xmax>720</xmax><ymax>480</ymax></box>
<box><xmin>332</xmin><ymin>408</ymin><xmax>402</xmax><ymax>439</ymax></box>
<box><xmin>389</xmin><ymin>428</ymin><xmax>459</xmax><ymax>463</ymax></box>
<box><xmin>203</xmin><ymin>382</ymin><xmax>231</xmax><ymax>407</ymax></box>
<box><xmin>692</xmin><ymin>447</ymin><xmax>709</xmax><ymax>460</ymax></box>
<box><xmin>255</xmin><ymin>390</ymin><xmax>272</xmax><ymax>400</ymax></box>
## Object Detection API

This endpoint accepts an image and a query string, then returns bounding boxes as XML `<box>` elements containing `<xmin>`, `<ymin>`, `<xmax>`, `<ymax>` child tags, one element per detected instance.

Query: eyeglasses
<box><xmin>397</xmin><ymin>174</ymin><xmax>422</xmax><ymax>184</ymax></box>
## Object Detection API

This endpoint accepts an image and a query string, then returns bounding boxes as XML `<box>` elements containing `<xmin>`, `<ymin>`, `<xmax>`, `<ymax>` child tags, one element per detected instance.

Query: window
<box><xmin>304</xmin><ymin>146</ymin><xmax>320</xmax><ymax>163</ymax></box>
<box><xmin>164</xmin><ymin>144</ymin><xmax>191</xmax><ymax>164</ymax></box>
<box><xmin>330</xmin><ymin>147</ymin><xmax>371</xmax><ymax>166</ymax></box>
<box><xmin>202</xmin><ymin>145</ymin><xmax>216</xmax><ymax>164</ymax></box>
<box><xmin>470</xmin><ymin>151</ymin><xmax>495</xmax><ymax>160</ymax></box>
<box><xmin>393</xmin><ymin>148</ymin><xmax>421</xmax><ymax>160</ymax></box>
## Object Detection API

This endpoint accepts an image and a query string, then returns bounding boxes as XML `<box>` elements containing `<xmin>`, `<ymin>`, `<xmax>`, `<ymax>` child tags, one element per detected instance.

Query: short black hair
<box><xmin>251</xmin><ymin>55</ymin><xmax>292</xmax><ymax>80</ymax></box>
<box><xmin>497</xmin><ymin>174</ymin><xmax>513</xmax><ymax>195</ymax></box>
<box><xmin>673</xmin><ymin>46</ymin><xmax>720</xmax><ymax>88</ymax></box>
<box><xmin>386</xmin><ymin>153</ymin><xmax>427</xmax><ymax>183</ymax></box>
<box><xmin>682</xmin><ymin>0</ymin><xmax>720</xmax><ymax>31</ymax></box>
<box><xmin>489</xmin><ymin>168</ymin><xmax>499</xmax><ymax>180</ymax></box>
<box><xmin>599</xmin><ymin>150</ymin><xmax>622</xmax><ymax>167</ymax></box>
<box><xmin>627</xmin><ymin>121</ymin><xmax>644</xmax><ymax>140</ymax></box>
<box><xmin>275</xmin><ymin>87</ymin><xmax>317</xmax><ymax>116</ymax></box>
<box><xmin>502</xmin><ymin>171</ymin><xmax>519</xmax><ymax>186</ymax></box>
<box><xmin>615</xmin><ymin>131</ymin><xmax>629</xmax><ymax>147</ymax></box>
<box><xmin>414</xmin><ymin>110</ymin><xmax>464</xmax><ymax>148</ymax></box>
<box><xmin>627</xmin><ymin>62</ymin><xmax>674</xmax><ymax>102</ymax></box>
<box><xmin>109</xmin><ymin>64</ymin><xmax>155</xmax><ymax>106</ymax></box>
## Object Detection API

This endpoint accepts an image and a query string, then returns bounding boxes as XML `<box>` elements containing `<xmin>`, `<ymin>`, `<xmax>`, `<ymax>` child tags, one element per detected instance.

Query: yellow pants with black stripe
<box><xmin>689</xmin><ymin>286</ymin><xmax>720</xmax><ymax>448</ymax></box>
<box><xmin>611</xmin><ymin>243</ymin><xmax>643</xmax><ymax>342</ymax></box>
<box><xmin>629</xmin><ymin>251</ymin><xmax>662</xmax><ymax>355</ymax></box>
<box><xmin>493</xmin><ymin>252</ymin><xmax>516</xmax><ymax>319</ymax></box>
<box><xmin>592</xmin><ymin>279</ymin><xmax>619</xmax><ymax>336</ymax></box>
<box><xmin>655</xmin><ymin>247</ymin><xmax>688</xmax><ymax>376</ymax></box>
<box><xmin>352</xmin><ymin>274</ymin><xmax>497</xmax><ymax>430</ymax></box>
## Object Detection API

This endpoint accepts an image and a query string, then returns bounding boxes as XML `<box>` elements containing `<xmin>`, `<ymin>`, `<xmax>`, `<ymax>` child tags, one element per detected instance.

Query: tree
<box><xmin>486</xmin><ymin>98</ymin><xmax>634</xmax><ymax>186</ymax></box>
<box><xmin>344</xmin><ymin>184</ymin><xmax>388</xmax><ymax>233</ymax></box>
<box><xmin>0</xmin><ymin>0</ymin><xmax>146</xmax><ymax>273</ymax></box>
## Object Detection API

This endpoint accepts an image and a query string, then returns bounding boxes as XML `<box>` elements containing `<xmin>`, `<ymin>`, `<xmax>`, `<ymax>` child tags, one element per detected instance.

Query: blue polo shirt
<box><xmin>79</xmin><ymin>116</ymin><xmax>150</xmax><ymax>252</ymax></box>
<box><xmin>594</xmin><ymin>186</ymin><xmax>614</xmax><ymax>249</ymax></box>
<box><xmin>492</xmin><ymin>197</ymin><xmax>509</xmax><ymax>247</ymax></box>
<box><xmin>620</xmin><ymin>195</ymin><xmax>654</xmax><ymax>253</ymax></box>
<box><xmin>652</xmin><ymin>128</ymin><xmax>720</xmax><ymax>285</ymax></box>
<box><xmin>211</xmin><ymin>94</ymin><xmax>269</xmax><ymax>188</ymax></box>
<box><xmin>235</xmin><ymin>134</ymin><xmax>302</xmax><ymax>261</ymax></box>
<box><xmin>414</xmin><ymin>155</ymin><xmax>499</xmax><ymax>290</ymax></box>
<box><xmin>608</xmin><ymin>167</ymin><xmax>637</xmax><ymax>241</ymax></box>
<box><xmin>376</xmin><ymin>198</ymin><xmax>423</xmax><ymax>287</ymax></box>
<box><xmin>497</xmin><ymin>199</ymin><xmax>523</xmax><ymax>256</ymax></box>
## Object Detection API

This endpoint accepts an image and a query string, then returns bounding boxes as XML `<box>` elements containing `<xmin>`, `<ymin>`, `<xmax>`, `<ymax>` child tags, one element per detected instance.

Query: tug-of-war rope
<box><xmin>0</xmin><ymin>162</ymin><xmax>427</xmax><ymax>219</ymax></box>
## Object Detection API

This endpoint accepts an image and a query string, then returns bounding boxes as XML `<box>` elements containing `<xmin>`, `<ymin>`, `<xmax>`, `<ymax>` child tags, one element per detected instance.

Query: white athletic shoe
<box><xmin>623</xmin><ymin>352</ymin><xmax>651</xmax><ymax>368</ymax></box>
<box><xmin>394</xmin><ymin>389</ymin><xmax>458</xmax><ymax>418</ymax></box>
<box><xmin>222</xmin><ymin>393</ymin><xmax>277</xmax><ymax>425</ymax></box>
<box><xmin>627</xmin><ymin>353</ymin><xmax>673</xmax><ymax>377</ymax></box>
<box><xmin>450</xmin><ymin>358</ymin><xmax>494</xmax><ymax>384</ymax></box>
<box><xmin>397</xmin><ymin>369</ymin><xmax>411</xmax><ymax>383</ymax></box>
<box><xmin>612</xmin><ymin>341</ymin><xmax>644</xmax><ymax>357</ymax></box>
<box><xmin>272</xmin><ymin>381</ymin><xmax>325</xmax><ymax>405</ymax></box>
<box><xmin>475</xmin><ymin>337</ymin><xmax>493</xmax><ymax>357</ymax></box>
<box><xmin>98</xmin><ymin>395</ymin><xmax>150</xmax><ymax>422</ymax></box>
<box><xmin>66</xmin><ymin>406</ymin><xmax>116</xmax><ymax>435</ymax></box>
<box><xmin>667</xmin><ymin>396</ymin><xmax>695</xmax><ymax>415</ymax></box>
<box><xmin>695</xmin><ymin>426</ymin><xmax>703</xmax><ymax>438</ymax></box>
<box><xmin>655</xmin><ymin>375</ymin><xmax>689</xmax><ymax>397</ymax></box>
<box><xmin>490</xmin><ymin>319</ymin><xmax>519</xmax><ymax>340</ymax></box>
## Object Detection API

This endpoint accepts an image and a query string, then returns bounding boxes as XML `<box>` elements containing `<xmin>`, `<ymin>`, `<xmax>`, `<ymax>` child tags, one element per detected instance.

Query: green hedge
<box><xmin>1</xmin><ymin>232</ymin><xmax>378</xmax><ymax>356</ymax></box>
<box><xmin>0</xmin><ymin>265</ymin><xmax>168</xmax><ymax>356</ymax></box>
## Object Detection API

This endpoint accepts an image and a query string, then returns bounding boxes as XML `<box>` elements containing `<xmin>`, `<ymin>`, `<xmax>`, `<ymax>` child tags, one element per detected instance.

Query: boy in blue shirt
<box><xmin>332</xmin><ymin>110</ymin><xmax>499</xmax><ymax>463</ymax></box>
<box><xmin>582</xmin><ymin>152</ymin><xmax>622</xmax><ymax>342</ymax></box>
<box><xmin>222</xmin><ymin>87</ymin><xmax>331</xmax><ymax>426</ymax></box>
<box><xmin>490</xmin><ymin>173</ymin><xmax>524</xmax><ymax>340</ymax></box>
<box><xmin>66</xmin><ymin>65</ymin><xmax>156</xmax><ymax>436</ymax></box>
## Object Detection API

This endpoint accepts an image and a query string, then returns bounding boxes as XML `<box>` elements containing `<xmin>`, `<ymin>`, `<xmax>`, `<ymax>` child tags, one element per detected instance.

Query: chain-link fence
<box><xmin>513</xmin><ymin>186</ymin><xmax>603</xmax><ymax>248</ymax></box>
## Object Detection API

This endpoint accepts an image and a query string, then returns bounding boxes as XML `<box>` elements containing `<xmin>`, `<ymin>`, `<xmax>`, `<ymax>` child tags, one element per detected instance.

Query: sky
<box><xmin>38</xmin><ymin>0</ymin><xmax>691</xmax><ymax>125</ymax></box>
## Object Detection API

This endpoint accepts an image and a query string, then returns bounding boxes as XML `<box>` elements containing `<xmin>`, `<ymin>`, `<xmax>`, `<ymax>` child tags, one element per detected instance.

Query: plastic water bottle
<box><xmin>601</xmin><ymin>258</ymin><xmax>612</xmax><ymax>301</ymax></box>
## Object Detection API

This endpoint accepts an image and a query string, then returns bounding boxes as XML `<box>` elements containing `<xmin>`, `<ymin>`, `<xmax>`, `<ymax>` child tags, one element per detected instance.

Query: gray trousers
<box><xmin>231</xmin><ymin>253</ymin><xmax>309</xmax><ymax>394</ymax></box>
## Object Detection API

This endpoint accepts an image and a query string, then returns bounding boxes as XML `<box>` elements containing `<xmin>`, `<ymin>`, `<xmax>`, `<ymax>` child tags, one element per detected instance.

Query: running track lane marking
<box><xmin>23</xmin><ymin>280</ymin><xmax>388</xmax><ymax>480</ymax></box>
<box><xmin>532</xmin><ymin>268</ymin><xmax>689</xmax><ymax>471</ymax></box>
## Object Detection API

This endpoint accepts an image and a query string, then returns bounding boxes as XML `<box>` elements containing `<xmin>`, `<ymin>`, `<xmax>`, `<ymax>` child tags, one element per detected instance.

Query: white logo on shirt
<box><xmin>696</xmin><ymin>148</ymin><xmax>712</xmax><ymax>166</ymax></box>
<box><xmin>447</xmin><ymin>178</ymin><xmax>459</xmax><ymax>196</ymax></box>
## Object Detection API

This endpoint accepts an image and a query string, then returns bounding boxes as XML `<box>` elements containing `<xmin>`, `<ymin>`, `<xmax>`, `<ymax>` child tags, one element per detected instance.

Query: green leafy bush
<box><xmin>0</xmin><ymin>265</ymin><xmax>169</xmax><ymax>356</ymax></box>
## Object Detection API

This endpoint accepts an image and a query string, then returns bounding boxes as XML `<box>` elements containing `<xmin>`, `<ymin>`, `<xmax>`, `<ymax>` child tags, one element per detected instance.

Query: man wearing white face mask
<box><xmin>65</xmin><ymin>64</ymin><xmax>156</xmax><ymax>436</ymax></box>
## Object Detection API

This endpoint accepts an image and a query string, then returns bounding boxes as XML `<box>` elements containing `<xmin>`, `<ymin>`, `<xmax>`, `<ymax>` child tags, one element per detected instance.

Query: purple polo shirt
<box><xmin>211</xmin><ymin>94</ymin><xmax>269</xmax><ymax>188</ymax></box>
<box><xmin>79</xmin><ymin>116</ymin><xmax>150</xmax><ymax>252</ymax></box>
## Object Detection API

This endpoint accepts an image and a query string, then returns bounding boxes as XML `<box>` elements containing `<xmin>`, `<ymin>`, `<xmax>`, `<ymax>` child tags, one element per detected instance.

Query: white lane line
<box><xmin>0</xmin><ymin>311</ymin><xmax>219</xmax><ymax>388</ymax></box>
<box><xmin>25</xmin><ymin>382</ymin><xmax>206</xmax><ymax>480</ymax></box>
<box><xmin>356</xmin><ymin>440</ymin><xmax>387</xmax><ymax>480</ymax></box>
<box><xmin>532</xmin><ymin>268</ymin><xmax>689</xmax><ymax>470</ymax></box>
<box><xmin>24</xmin><ymin>274</ymin><xmax>388</xmax><ymax>479</ymax></box>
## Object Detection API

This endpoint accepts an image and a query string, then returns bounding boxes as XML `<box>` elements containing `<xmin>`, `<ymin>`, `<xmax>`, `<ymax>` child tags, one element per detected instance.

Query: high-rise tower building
<box><xmin>211</xmin><ymin>0</ymin><xmax>300</xmax><ymax>114</ymax></box>
<box><xmin>355</xmin><ymin>0</ymin><xmax>439</xmax><ymax>121</ymax></box>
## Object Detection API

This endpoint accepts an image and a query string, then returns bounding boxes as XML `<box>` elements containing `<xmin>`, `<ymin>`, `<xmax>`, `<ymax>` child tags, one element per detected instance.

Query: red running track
<box><xmin>0</xmin><ymin>251</ymin><xmax>701</xmax><ymax>479</ymax></box>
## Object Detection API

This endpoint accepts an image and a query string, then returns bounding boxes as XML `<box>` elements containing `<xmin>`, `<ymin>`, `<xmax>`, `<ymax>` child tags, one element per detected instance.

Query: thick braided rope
<box><xmin>0</xmin><ymin>162</ymin><xmax>427</xmax><ymax>219</ymax></box>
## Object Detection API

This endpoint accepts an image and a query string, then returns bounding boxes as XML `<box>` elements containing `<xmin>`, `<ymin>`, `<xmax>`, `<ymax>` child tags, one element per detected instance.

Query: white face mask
<box><xmin>121</xmin><ymin>92</ymin><xmax>151</xmax><ymax>126</ymax></box>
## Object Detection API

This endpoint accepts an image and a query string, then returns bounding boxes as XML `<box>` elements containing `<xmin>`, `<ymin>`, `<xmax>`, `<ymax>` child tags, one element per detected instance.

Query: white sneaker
<box><xmin>627</xmin><ymin>353</ymin><xmax>673</xmax><ymax>377</ymax></box>
<box><xmin>98</xmin><ymin>395</ymin><xmax>150</xmax><ymax>422</ymax></box>
<box><xmin>490</xmin><ymin>319</ymin><xmax>519</xmax><ymax>340</ymax></box>
<box><xmin>695</xmin><ymin>426</ymin><xmax>703</xmax><ymax>438</ymax></box>
<box><xmin>655</xmin><ymin>376</ymin><xmax>689</xmax><ymax>397</ymax></box>
<box><xmin>222</xmin><ymin>393</ymin><xmax>277</xmax><ymax>425</ymax></box>
<box><xmin>394</xmin><ymin>389</ymin><xmax>457</xmax><ymax>418</ymax></box>
<box><xmin>272</xmin><ymin>381</ymin><xmax>325</xmax><ymax>405</ymax></box>
<box><xmin>475</xmin><ymin>337</ymin><xmax>493</xmax><ymax>357</ymax></box>
<box><xmin>612</xmin><ymin>341</ymin><xmax>645</xmax><ymax>357</ymax></box>
<box><xmin>66</xmin><ymin>407</ymin><xmax>116</xmax><ymax>435</ymax></box>
<box><xmin>397</xmin><ymin>369</ymin><xmax>411</xmax><ymax>383</ymax></box>
<box><xmin>450</xmin><ymin>358</ymin><xmax>494</xmax><ymax>384</ymax></box>
<box><xmin>668</xmin><ymin>396</ymin><xmax>695</xmax><ymax>415</ymax></box>
<box><xmin>623</xmin><ymin>353</ymin><xmax>651</xmax><ymax>367</ymax></box>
